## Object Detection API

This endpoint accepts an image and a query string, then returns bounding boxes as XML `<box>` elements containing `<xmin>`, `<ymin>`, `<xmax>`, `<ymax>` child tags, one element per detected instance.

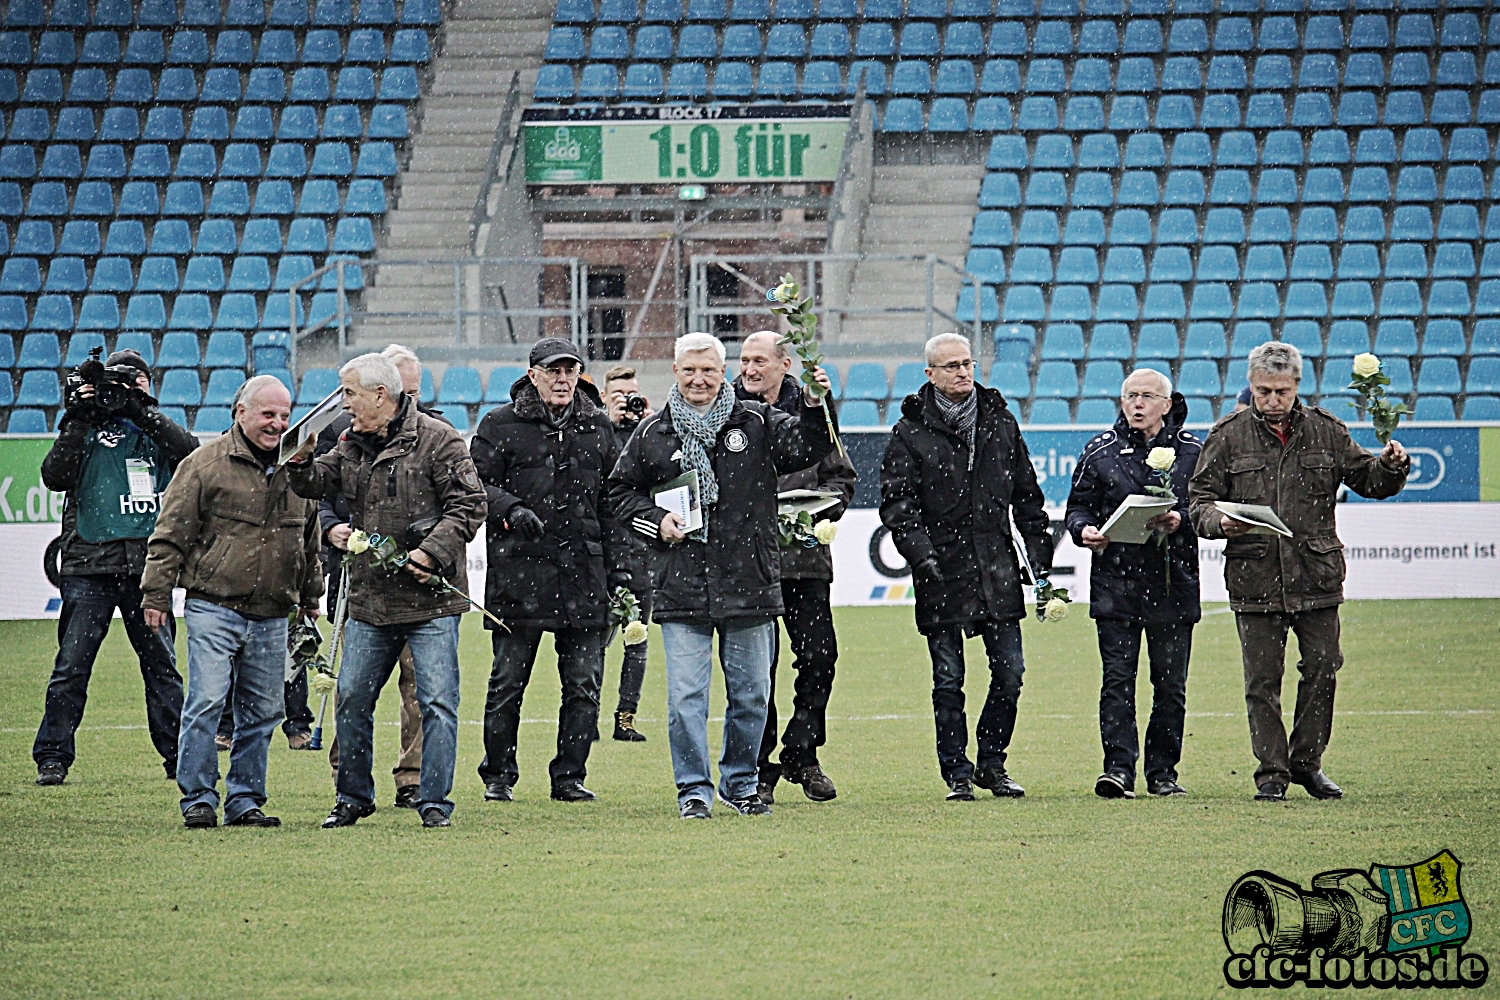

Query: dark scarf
<box><xmin>933</xmin><ymin>388</ymin><xmax>979</xmax><ymax>470</ymax></box>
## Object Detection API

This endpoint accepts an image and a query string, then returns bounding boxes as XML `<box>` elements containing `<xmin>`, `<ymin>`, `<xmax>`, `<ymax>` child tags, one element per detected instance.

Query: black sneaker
<box><xmin>975</xmin><ymin>767</ymin><xmax>1026</xmax><ymax>798</ymax></box>
<box><xmin>420</xmin><ymin>806</ymin><xmax>451</xmax><ymax>828</ymax></box>
<box><xmin>721</xmin><ymin>794</ymin><xmax>771</xmax><ymax>816</ymax></box>
<box><xmin>551</xmin><ymin>780</ymin><xmax>597</xmax><ymax>802</ymax></box>
<box><xmin>394</xmin><ymin>785</ymin><xmax>420</xmax><ymax>809</ymax></box>
<box><xmin>946</xmin><ymin>778</ymin><xmax>976</xmax><ymax>801</ymax></box>
<box><xmin>1148</xmin><ymin>778</ymin><xmax>1187</xmax><ymax>797</ymax></box>
<box><xmin>786</xmin><ymin>764</ymin><xmax>838</xmax><ymax>802</ymax></box>
<box><xmin>1255</xmin><ymin>781</ymin><xmax>1288</xmax><ymax>802</ymax></box>
<box><xmin>226</xmin><ymin>808</ymin><xmax>281</xmax><ymax>828</ymax></box>
<box><xmin>680</xmin><ymin>798</ymin><xmax>712</xmax><ymax>819</ymax></box>
<box><xmin>612</xmin><ymin>711</ymin><xmax>647</xmax><ymax>742</ymax></box>
<box><xmin>756</xmin><ymin>780</ymin><xmax>776</xmax><ymax>806</ymax></box>
<box><xmin>321</xmin><ymin>801</ymin><xmax>376</xmax><ymax>828</ymax></box>
<box><xmin>1094</xmin><ymin>772</ymin><xmax>1136</xmax><ymax>799</ymax></box>
<box><xmin>183</xmin><ymin>803</ymin><xmax>217</xmax><ymax>829</ymax></box>
<box><xmin>483</xmin><ymin>783</ymin><xmax>514</xmax><ymax>802</ymax></box>
<box><xmin>35</xmin><ymin>763</ymin><xmax>67</xmax><ymax>786</ymax></box>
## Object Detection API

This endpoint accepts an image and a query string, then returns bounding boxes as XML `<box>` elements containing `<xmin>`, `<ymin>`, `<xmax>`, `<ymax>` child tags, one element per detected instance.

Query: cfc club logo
<box><xmin>1223</xmin><ymin>851</ymin><xmax>1489</xmax><ymax>990</ymax></box>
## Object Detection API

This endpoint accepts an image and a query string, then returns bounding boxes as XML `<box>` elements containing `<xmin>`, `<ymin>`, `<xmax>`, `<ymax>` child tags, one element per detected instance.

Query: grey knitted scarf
<box><xmin>667</xmin><ymin>381</ymin><xmax>734</xmax><ymax>542</ymax></box>
<box><xmin>933</xmin><ymin>387</ymin><xmax>979</xmax><ymax>470</ymax></box>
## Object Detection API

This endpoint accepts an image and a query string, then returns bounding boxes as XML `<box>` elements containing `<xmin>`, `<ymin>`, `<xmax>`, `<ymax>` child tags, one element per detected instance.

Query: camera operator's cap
<box><xmin>529</xmin><ymin>338</ymin><xmax>584</xmax><ymax>369</ymax></box>
<box><xmin>106</xmin><ymin>349</ymin><xmax>151</xmax><ymax>376</ymax></box>
<box><xmin>1237</xmin><ymin>386</ymin><xmax>1253</xmax><ymax>405</ymax></box>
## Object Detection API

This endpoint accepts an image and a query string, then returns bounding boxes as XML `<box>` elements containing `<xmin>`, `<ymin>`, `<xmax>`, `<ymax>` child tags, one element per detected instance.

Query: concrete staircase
<box><xmin>837</xmin><ymin>163</ymin><xmax>984</xmax><ymax>350</ymax></box>
<box><xmin>353</xmin><ymin>0</ymin><xmax>552</xmax><ymax>351</ymax></box>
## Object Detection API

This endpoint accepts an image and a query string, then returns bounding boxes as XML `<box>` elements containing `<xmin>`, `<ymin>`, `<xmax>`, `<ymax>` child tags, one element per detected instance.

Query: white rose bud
<box><xmin>310</xmin><ymin>671</ymin><xmax>337</xmax><ymax>696</ymax></box>
<box><xmin>1146</xmin><ymin>447</ymin><xmax>1176</xmax><ymax>472</ymax></box>
<box><xmin>346</xmin><ymin>529</ymin><xmax>370</xmax><ymax>554</ymax></box>
<box><xmin>1044</xmin><ymin>597</ymin><xmax>1068</xmax><ymax>622</ymax></box>
<box><xmin>1352</xmin><ymin>353</ymin><xmax>1382</xmax><ymax>379</ymax></box>
<box><xmin>813</xmin><ymin>521</ymin><xmax>838</xmax><ymax>546</ymax></box>
<box><xmin>623</xmin><ymin>621</ymin><xmax>649</xmax><ymax>645</ymax></box>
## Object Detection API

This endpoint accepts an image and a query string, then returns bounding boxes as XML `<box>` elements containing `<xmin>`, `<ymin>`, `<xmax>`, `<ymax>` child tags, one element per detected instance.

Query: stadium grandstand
<box><xmin>1</xmin><ymin>0</ymin><xmax>1499</xmax><ymax>436</ymax></box>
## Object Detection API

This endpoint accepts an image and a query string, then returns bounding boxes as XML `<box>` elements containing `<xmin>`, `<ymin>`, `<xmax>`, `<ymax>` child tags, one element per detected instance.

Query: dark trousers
<box><xmin>926</xmin><ymin>619</ymin><xmax>1024</xmax><ymax>784</ymax></box>
<box><xmin>614</xmin><ymin>575</ymin><xmax>651</xmax><ymax>714</ymax></box>
<box><xmin>1236</xmin><ymin>607</ymin><xmax>1343</xmax><ymax>788</ymax></box>
<box><xmin>1096</xmin><ymin>619</ymin><xmax>1192</xmax><ymax>789</ymax></box>
<box><xmin>757</xmin><ymin>577</ymin><xmax>838</xmax><ymax>784</ymax></box>
<box><xmin>479</xmin><ymin>626</ymin><xmax>605</xmax><ymax>789</ymax></box>
<box><xmin>33</xmin><ymin>574</ymin><xmax>183</xmax><ymax>775</ymax></box>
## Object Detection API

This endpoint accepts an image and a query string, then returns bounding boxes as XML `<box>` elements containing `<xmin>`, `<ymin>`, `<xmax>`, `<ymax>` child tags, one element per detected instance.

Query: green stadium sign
<box><xmin>523</xmin><ymin>105</ymin><xmax>851</xmax><ymax>185</ymax></box>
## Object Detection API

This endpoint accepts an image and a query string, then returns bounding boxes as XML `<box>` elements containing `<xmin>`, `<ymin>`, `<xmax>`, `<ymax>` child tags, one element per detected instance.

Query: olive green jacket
<box><xmin>142</xmin><ymin>425</ymin><xmax>323</xmax><ymax>618</ymax></box>
<box><xmin>1187</xmin><ymin>403</ymin><xmax>1408</xmax><ymax>613</ymax></box>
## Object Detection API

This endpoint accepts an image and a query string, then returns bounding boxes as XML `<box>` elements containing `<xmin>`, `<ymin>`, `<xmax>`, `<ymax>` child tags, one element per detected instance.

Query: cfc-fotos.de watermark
<box><xmin>1223</xmin><ymin>851</ymin><xmax>1489</xmax><ymax>989</ymax></box>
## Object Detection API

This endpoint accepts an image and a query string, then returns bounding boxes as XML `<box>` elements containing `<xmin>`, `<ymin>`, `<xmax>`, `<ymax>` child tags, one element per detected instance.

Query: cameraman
<box><xmin>32</xmin><ymin>349</ymin><xmax>198</xmax><ymax>786</ymax></box>
<box><xmin>602</xmin><ymin>365</ymin><xmax>652</xmax><ymax>742</ymax></box>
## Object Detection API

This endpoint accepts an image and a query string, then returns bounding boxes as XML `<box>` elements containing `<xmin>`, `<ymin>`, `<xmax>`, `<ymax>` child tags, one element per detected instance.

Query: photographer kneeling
<box><xmin>32</xmin><ymin>350</ymin><xmax>199</xmax><ymax>787</ymax></box>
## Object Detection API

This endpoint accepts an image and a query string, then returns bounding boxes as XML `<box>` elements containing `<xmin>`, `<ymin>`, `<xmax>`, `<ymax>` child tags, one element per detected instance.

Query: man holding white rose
<box><xmin>1188</xmin><ymin>342</ymin><xmax>1409</xmax><ymax>802</ymax></box>
<box><xmin>1065</xmin><ymin>369</ymin><xmax>1201</xmax><ymax>800</ymax></box>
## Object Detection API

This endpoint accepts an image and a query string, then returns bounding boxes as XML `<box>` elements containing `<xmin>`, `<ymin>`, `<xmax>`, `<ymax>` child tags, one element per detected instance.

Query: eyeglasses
<box><xmin>535</xmin><ymin>363</ymin><xmax>580</xmax><ymax>379</ymax></box>
<box><xmin>931</xmin><ymin>359</ymin><xmax>976</xmax><ymax>373</ymax></box>
<box><xmin>1122</xmin><ymin>392</ymin><xmax>1167</xmax><ymax>402</ymax></box>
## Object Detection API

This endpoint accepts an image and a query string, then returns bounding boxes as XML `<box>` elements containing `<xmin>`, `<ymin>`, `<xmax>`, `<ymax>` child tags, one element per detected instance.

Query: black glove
<box><xmin>120</xmin><ymin>387</ymin><xmax>156</xmax><ymax>426</ymax></box>
<box><xmin>912</xmin><ymin>557</ymin><xmax>944</xmax><ymax>587</ymax></box>
<box><xmin>608</xmin><ymin>568</ymin><xmax>634</xmax><ymax>592</ymax></box>
<box><xmin>506</xmin><ymin>505</ymin><xmax>546</xmax><ymax>540</ymax></box>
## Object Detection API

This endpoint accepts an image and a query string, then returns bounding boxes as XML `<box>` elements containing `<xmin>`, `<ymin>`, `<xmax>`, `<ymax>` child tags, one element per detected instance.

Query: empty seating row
<box><xmin>0</xmin><ymin>28</ymin><xmax>434</xmax><ymax>67</ymax></box>
<box><xmin>0</xmin><ymin>0</ymin><xmax>440</xmax><ymax>28</ymax></box>
<box><xmin>984</xmin><ymin>131</ymin><xmax>1497</xmax><ymax>170</ymax></box>
<box><xmin>0</xmin><ymin>289</ymin><xmax>346</xmax><ymax>332</ymax></box>
<box><xmin>5</xmin><ymin>330</ymin><xmax>254</xmax><ymax>369</ymax></box>
<box><xmin>994</xmin><ymin>92</ymin><xmax>1498</xmax><ymax>131</ymax></box>
<box><xmin>0</xmin><ymin>183</ymin><xmax>386</xmax><ymax>226</ymax></box>
<box><xmin>542</xmin><ymin>22</ymin><xmax>1498</xmax><ymax>75</ymax></box>
<box><xmin>0</xmin><ymin>66</ymin><xmax>421</xmax><ymax>105</ymax></box>
<box><xmin>961</xmin><ymin>280</ymin><xmax>1500</xmax><ymax>323</ymax></box>
<box><xmin>7</xmin><ymin>106</ymin><xmax>410</xmax><ymax>142</ymax></box>
<box><xmin>968</xmin><ymin>205</ymin><xmax>1495</xmax><ymax>247</ymax></box>
<box><xmin>965</xmin><ymin>243</ymin><xmax>1500</xmax><ymax>286</ymax></box>
<box><xmin>0</xmin><ymin>218</ymin><xmax>376</xmax><ymax>263</ymax></box>
<box><xmin>2</xmin><ymin>254</ymin><xmax>363</xmax><ymax>295</ymax></box>
<box><xmin>2</xmin><ymin>143</ymin><xmax>401</xmax><ymax>182</ymax></box>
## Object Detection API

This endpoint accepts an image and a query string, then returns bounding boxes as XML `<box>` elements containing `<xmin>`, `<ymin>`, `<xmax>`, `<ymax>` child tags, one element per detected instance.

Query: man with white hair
<box><xmin>142</xmin><ymin>375</ymin><xmax>323</xmax><ymax>828</ymax></box>
<box><xmin>1189</xmin><ymin>341</ymin><xmax>1409</xmax><ymax>802</ymax></box>
<box><xmin>1066</xmin><ymin>368</ymin><xmax>1201</xmax><ymax>799</ymax></box>
<box><xmin>288</xmin><ymin>353</ymin><xmax>486</xmax><ymax>828</ymax></box>
<box><xmin>608</xmin><ymin>332</ymin><xmax>834</xmax><ymax>818</ymax></box>
<box><xmin>881</xmin><ymin>332</ymin><xmax>1052</xmax><ymax>802</ymax></box>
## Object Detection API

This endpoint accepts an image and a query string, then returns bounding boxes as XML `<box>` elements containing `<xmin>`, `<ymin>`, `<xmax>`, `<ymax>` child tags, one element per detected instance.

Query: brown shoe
<box><xmin>214</xmin><ymin>735</ymin><xmax>231</xmax><ymax>752</ymax></box>
<box><xmin>286</xmin><ymin>731</ymin><xmax>314</xmax><ymax>751</ymax></box>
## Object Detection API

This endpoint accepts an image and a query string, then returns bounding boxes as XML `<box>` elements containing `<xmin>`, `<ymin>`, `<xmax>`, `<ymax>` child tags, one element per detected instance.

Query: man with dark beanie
<box><xmin>32</xmin><ymin>349</ymin><xmax>197</xmax><ymax>787</ymax></box>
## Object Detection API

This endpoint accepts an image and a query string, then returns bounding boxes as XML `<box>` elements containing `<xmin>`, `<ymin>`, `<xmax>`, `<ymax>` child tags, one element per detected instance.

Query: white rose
<box><xmin>1044</xmin><ymin>597</ymin><xmax>1068</xmax><ymax>622</ymax></box>
<box><xmin>309</xmin><ymin>671</ymin><xmax>337</xmax><ymax>696</ymax></box>
<box><xmin>346</xmin><ymin>529</ymin><xmax>370</xmax><ymax>555</ymax></box>
<box><xmin>1352</xmin><ymin>353</ymin><xmax>1381</xmax><ymax>379</ymax></box>
<box><xmin>813</xmin><ymin>521</ymin><xmax>838</xmax><ymax>546</ymax></box>
<box><xmin>1146</xmin><ymin>447</ymin><xmax>1176</xmax><ymax>473</ymax></box>
<box><xmin>623</xmin><ymin>621</ymin><xmax>649</xmax><ymax>645</ymax></box>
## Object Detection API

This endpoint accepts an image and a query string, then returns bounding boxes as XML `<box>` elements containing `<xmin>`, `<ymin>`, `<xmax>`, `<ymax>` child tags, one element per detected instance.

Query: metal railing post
<box><xmin>336</xmin><ymin>260</ymin><xmax>347</xmax><ymax>351</ymax></box>
<box><xmin>453</xmin><ymin>261</ymin><xmax>463</xmax><ymax>346</ymax></box>
<box><xmin>924</xmin><ymin>255</ymin><xmax>935</xmax><ymax>339</ymax></box>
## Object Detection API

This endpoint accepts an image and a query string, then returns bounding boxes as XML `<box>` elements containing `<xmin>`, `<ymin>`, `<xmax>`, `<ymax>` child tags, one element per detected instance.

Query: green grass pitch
<box><xmin>0</xmin><ymin>601</ymin><xmax>1495</xmax><ymax>999</ymax></box>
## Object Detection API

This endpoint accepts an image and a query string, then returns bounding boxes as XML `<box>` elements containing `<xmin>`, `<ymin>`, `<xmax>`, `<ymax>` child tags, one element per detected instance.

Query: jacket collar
<box><xmin>904</xmin><ymin>381</ymin><xmax>1009</xmax><ymax>437</ymax></box>
<box><xmin>1248</xmin><ymin>398</ymin><xmax>1303</xmax><ymax>439</ymax></box>
<box><xmin>511</xmin><ymin>375</ymin><xmax>603</xmax><ymax>428</ymax></box>
<box><xmin>1112</xmin><ymin>392</ymin><xmax>1188</xmax><ymax>448</ymax></box>
<box><xmin>347</xmin><ymin>393</ymin><xmax>417</xmax><ymax>462</ymax></box>
<box><xmin>734</xmin><ymin>373</ymin><xmax>801</xmax><ymax>416</ymax></box>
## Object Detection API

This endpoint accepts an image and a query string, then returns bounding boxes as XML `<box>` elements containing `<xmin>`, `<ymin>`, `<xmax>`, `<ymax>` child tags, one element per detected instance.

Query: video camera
<box><xmin>65</xmin><ymin>347</ymin><xmax>143</xmax><ymax>415</ymax></box>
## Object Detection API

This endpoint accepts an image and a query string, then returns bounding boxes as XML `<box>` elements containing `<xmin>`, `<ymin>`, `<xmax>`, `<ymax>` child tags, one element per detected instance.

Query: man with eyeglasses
<box><xmin>1066</xmin><ymin>368</ymin><xmax>1201</xmax><ymax>800</ymax></box>
<box><xmin>880</xmin><ymin>333</ymin><xmax>1052</xmax><ymax>802</ymax></box>
<box><xmin>469</xmin><ymin>338</ymin><xmax>631</xmax><ymax>803</ymax></box>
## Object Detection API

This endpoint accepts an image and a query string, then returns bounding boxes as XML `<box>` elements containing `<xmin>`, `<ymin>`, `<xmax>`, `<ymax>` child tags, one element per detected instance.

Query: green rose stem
<box><xmin>351</xmin><ymin>532</ymin><xmax>509</xmax><ymax>632</ymax></box>
<box><xmin>1348</xmin><ymin>353</ymin><xmax>1407</xmax><ymax>446</ymax></box>
<box><xmin>767</xmin><ymin>274</ymin><xmax>845</xmax><ymax>457</ymax></box>
<box><xmin>1143</xmin><ymin>448</ymin><xmax>1178</xmax><ymax>587</ymax></box>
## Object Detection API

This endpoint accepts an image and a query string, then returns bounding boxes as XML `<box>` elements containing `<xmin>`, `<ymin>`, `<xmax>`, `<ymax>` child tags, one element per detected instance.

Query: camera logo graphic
<box><xmin>1222</xmin><ymin>851</ymin><xmax>1489</xmax><ymax>989</ymax></box>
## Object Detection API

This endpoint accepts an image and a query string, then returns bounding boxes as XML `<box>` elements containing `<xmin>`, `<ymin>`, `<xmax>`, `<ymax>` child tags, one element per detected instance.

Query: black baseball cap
<box><xmin>529</xmin><ymin>338</ymin><xmax>584</xmax><ymax>369</ymax></box>
<box><xmin>106</xmin><ymin>349</ymin><xmax>151</xmax><ymax>376</ymax></box>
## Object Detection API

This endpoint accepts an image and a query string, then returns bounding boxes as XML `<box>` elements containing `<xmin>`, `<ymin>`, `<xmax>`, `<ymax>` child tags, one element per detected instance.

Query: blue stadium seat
<box><xmin>1466</xmin><ymin>359</ymin><xmax>1500</xmax><ymax>395</ymax></box>
<box><xmin>1417</xmin><ymin>321</ymin><xmax>1462</xmax><ymax>357</ymax></box>
<box><xmin>88</xmin><ymin>257</ymin><xmax>132</xmax><ymax>293</ymax></box>
<box><xmin>157</xmin><ymin>369</ymin><xmax>202</xmax><ymax>407</ymax></box>
<box><xmin>203</xmin><ymin>370</ymin><xmax>245</xmax><ymax>408</ymax></box>
<box><xmin>1417</xmin><ymin>358</ymin><xmax>1461</xmax><ymax>396</ymax></box>
<box><xmin>1034</xmin><ymin>361</ymin><xmax>1078</xmax><ymax>399</ymax></box>
<box><xmin>191</xmin><ymin>406</ymin><xmax>231</xmax><ymax>433</ymax></box>
<box><xmin>484</xmin><ymin>366</ymin><xmax>526</xmax><ymax>403</ymax></box>
<box><xmin>296</xmin><ymin>368</ymin><xmax>340</xmax><ymax>405</ymax></box>
<box><xmin>625</xmin><ymin>63</ymin><xmax>665</xmax><ymax>97</ymax></box>
<box><xmin>1025</xmin><ymin>399</ymin><xmax>1071</xmax><ymax>425</ymax></box>
<box><xmin>16</xmin><ymin>371</ymin><xmax>61</xmax><ymax>407</ymax></box>
<box><xmin>1462</xmin><ymin>397</ymin><xmax>1500</xmax><ymax>421</ymax></box>
<box><xmin>534</xmin><ymin>65</ymin><xmax>575</xmax><ymax>99</ymax></box>
<box><xmin>1077</xmin><ymin>361</ymin><xmax>1121</xmax><ymax>398</ymax></box>
<box><xmin>438</xmin><ymin>367</ymin><xmax>482</xmax><ymax>405</ymax></box>
<box><xmin>889</xmin><ymin>363</ymin><xmax>925</xmax><ymax>400</ymax></box>
<box><xmin>955</xmin><ymin>285</ymin><xmax>998</xmax><ymax>322</ymax></box>
<box><xmin>970</xmin><ymin>212</ymin><xmax>1012</xmax><ymax>247</ymax></box>
<box><xmin>837</xmin><ymin>400</ymin><xmax>879</xmax><ymax>427</ymax></box>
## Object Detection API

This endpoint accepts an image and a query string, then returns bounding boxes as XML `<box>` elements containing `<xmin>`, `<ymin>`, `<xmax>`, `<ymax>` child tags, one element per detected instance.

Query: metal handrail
<box><xmin>469</xmin><ymin>71</ymin><xmax>522</xmax><ymax>254</ymax></box>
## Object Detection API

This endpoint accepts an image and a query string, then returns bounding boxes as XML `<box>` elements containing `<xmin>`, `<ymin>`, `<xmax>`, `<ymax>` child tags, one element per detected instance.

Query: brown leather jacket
<box><xmin>141</xmin><ymin>425</ymin><xmax>323</xmax><ymax>618</ymax></box>
<box><xmin>1188</xmin><ymin>402</ymin><xmax>1409</xmax><ymax>613</ymax></box>
<box><xmin>287</xmin><ymin>396</ymin><xmax>487</xmax><ymax>627</ymax></box>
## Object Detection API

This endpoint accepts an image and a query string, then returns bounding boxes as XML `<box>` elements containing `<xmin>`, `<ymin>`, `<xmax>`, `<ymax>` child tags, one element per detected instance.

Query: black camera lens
<box><xmin>625</xmin><ymin>393</ymin><xmax>647</xmax><ymax>415</ymax></box>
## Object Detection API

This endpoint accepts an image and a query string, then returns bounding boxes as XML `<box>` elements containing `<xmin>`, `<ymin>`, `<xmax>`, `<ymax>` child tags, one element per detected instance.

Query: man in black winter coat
<box><xmin>469</xmin><ymin>338</ymin><xmax>631</xmax><ymax>803</ymax></box>
<box><xmin>1066</xmin><ymin>369</ymin><xmax>1202</xmax><ymax>800</ymax></box>
<box><xmin>735</xmin><ymin>332</ymin><xmax>857</xmax><ymax>805</ymax></box>
<box><xmin>880</xmin><ymin>333</ymin><xmax>1052</xmax><ymax>802</ymax></box>
<box><xmin>32</xmin><ymin>349</ymin><xmax>198</xmax><ymax>785</ymax></box>
<box><xmin>608</xmin><ymin>332</ymin><xmax>833</xmax><ymax>819</ymax></box>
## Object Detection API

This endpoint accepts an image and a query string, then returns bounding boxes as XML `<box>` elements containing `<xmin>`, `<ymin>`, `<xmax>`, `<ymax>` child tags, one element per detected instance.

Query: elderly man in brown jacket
<box><xmin>142</xmin><ymin>374</ymin><xmax>323</xmax><ymax>829</ymax></box>
<box><xmin>1189</xmin><ymin>342</ymin><xmax>1409</xmax><ymax>802</ymax></box>
<box><xmin>287</xmin><ymin>353</ymin><xmax>486</xmax><ymax>829</ymax></box>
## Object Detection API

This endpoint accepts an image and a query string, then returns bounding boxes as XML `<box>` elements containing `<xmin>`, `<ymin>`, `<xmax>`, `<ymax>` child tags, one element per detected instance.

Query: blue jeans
<box><xmin>926</xmin><ymin>620</ymin><xmax>1025</xmax><ymax>784</ymax></box>
<box><xmin>659</xmin><ymin>618</ymin><xmax>774</xmax><ymax>808</ymax></box>
<box><xmin>337</xmin><ymin>616</ymin><xmax>460</xmax><ymax>817</ymax></box>
<box><xmin>177</xmin><ymin>599</ymin><xmax>287</xmax><ymax>822</ymax></box>
<box><xmin>34</xmin><ymin>574</ymin><xmax>183</xmax><ymax>775</ymax></box>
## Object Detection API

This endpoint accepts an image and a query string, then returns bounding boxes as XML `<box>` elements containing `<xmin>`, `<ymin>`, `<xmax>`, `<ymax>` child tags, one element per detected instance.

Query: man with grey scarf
<box><xmin>607</xmin><ymin>333</ymin><xmax>833</xmax><ymax>819</ymax></box>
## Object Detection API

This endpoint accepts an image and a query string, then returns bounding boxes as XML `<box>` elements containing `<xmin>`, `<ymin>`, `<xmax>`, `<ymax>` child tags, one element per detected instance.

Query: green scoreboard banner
<box><xmin>523</xmin><ymin>104</ymin><xmax>851</xmax><ymax>185</ymax></box>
